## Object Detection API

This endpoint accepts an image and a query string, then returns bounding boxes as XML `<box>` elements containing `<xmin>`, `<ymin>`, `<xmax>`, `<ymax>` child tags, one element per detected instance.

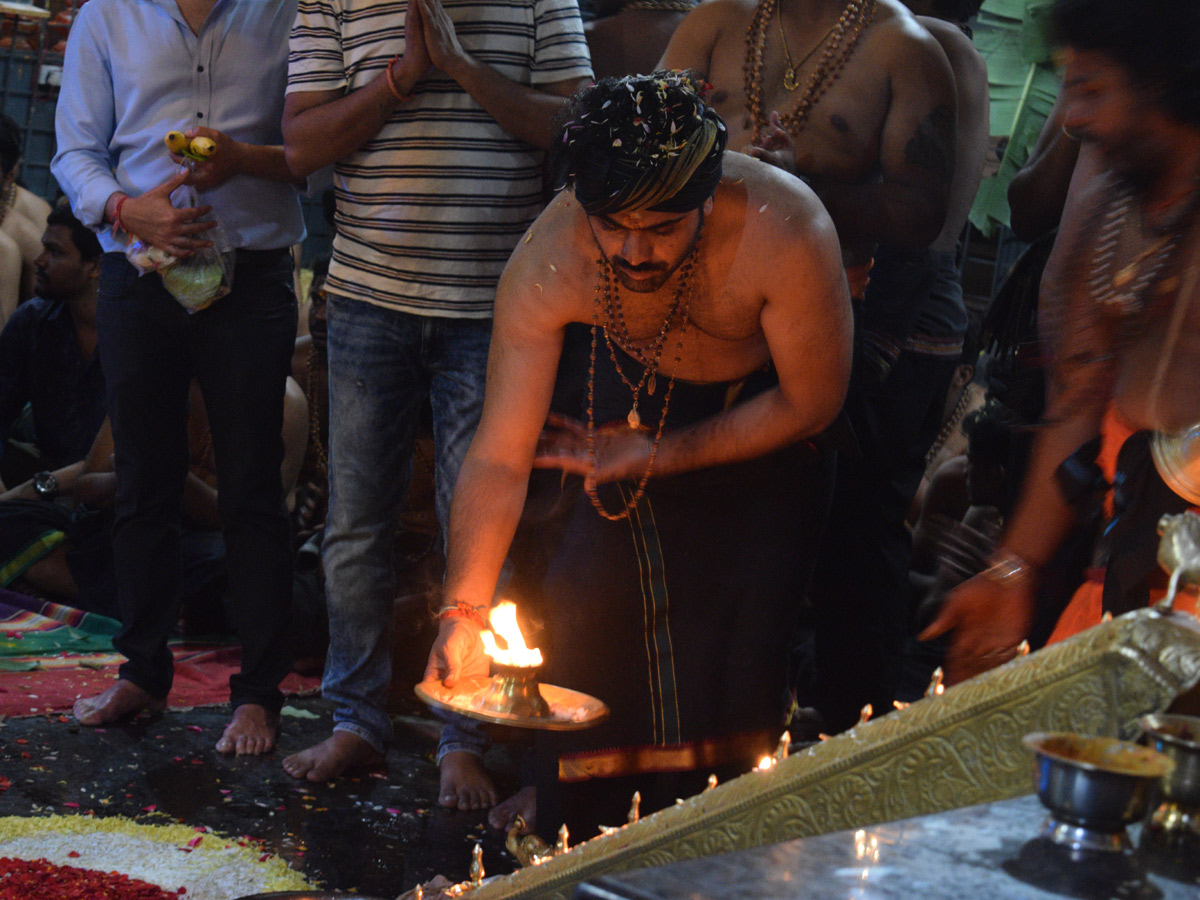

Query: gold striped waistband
<box><xmin>557</xmin><ymin>729</ymin><xmax>776</xmax><ymax>782</ymax></box>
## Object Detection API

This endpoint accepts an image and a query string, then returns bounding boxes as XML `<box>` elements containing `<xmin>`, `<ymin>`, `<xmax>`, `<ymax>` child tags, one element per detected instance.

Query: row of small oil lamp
<box><xmin>441</xmin><ymin>642</ymin><xmax>1034</xmax><ymax>891</ymax></box>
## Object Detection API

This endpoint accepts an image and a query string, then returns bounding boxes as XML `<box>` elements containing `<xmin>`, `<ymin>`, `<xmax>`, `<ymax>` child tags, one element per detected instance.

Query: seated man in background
<box><xmin>0</xmin><ymin>114</ymin><xmax>53</xmax><ymax>309</ymax></box>
<box><xmin>0</xmin><ymin>378</ymin><xmax>309</xmax><ymax>627</ymax></box>
<box><xmin>0</xmin><ymin>203</ymin><xmax>104</xmax><ymax>493</ymax></box>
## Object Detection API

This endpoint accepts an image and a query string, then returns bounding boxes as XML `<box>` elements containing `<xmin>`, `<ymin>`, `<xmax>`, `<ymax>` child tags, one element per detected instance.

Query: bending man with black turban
<box><xmin>423</xmin><ymin>71</ymin><xmax>852</xmax><ymax>837</ymax></box>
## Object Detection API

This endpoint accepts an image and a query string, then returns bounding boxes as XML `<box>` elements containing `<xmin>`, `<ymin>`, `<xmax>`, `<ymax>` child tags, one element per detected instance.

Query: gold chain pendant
<box><xmin>627</xmin><ymin>408</ymin><xmax>641</xmax><ymax>429</ymax></box>
<box><xmin>646</xmin><ymin>373</ymin><xmax>657</xmax><ymax>396</ymax></box>
<box><xmin>783</xmin><ymin>65</ymin><xmax>798</xmax><ymax>92</ymax></box>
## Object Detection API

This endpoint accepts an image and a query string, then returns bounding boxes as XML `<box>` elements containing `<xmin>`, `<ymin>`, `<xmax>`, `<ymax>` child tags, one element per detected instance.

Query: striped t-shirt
<box><xmin>288</xmin><ymin>0</ymin><xmax>592</xmax><ymax>317</ymax></box>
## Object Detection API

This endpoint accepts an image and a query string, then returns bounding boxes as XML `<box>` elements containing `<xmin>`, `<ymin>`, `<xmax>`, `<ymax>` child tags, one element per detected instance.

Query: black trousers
<box><xmin>97</xmin><ymin>249</ymin><xmax>297</xmax><ymax>711</ymax></box>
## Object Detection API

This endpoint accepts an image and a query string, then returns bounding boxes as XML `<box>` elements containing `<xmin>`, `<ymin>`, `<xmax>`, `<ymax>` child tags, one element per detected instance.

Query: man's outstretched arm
<box><xmin>424</xmin><ymin>228</ymin><xmax>571</xmax><ymax>686</ymax></box>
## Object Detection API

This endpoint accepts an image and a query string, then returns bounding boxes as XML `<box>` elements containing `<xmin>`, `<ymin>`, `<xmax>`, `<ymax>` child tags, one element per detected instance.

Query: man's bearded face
<box><xmin>34</xmin><ymin>225</ymin><xmax>93</xmax><ymax>303</ymax></box>
<box><xmin>588</xmin><ymin>199</ymin><xmax>710</xmax><ymax>293</ymax></box>
<box><xmin>1061</xmin><ymin>48</ymin><xmax>1171</xmax><ymax>187</ymax></box>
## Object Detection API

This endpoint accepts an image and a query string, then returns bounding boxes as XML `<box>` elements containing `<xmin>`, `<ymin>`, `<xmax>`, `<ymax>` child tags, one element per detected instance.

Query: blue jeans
<box><xmin>321</xmin><ymin>294</ymin><xmax>491</xmax><ymax>752</ymax></box>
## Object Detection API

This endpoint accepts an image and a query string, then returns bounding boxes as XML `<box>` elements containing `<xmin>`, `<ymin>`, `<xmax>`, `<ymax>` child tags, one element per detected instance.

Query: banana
<box><xmin>162</xmin><ymin>131</ymin><xmax>217</xmax><ymax>162</ymax></box>
<box><xmin>163</xmin><ymin>131</ymin><xmax>189</xmax><ymax>155</ymax></box>
<box><xmin>187</xmin><ymin>136</ymin><xmax>216</xmax><ymax>160</ymax></box>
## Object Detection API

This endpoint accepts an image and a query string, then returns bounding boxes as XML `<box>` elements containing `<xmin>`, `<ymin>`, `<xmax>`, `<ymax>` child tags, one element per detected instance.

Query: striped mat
<box><xmin>0</xmin><ymin>589</ymin><xmax>318</xmax><ymax>716</ymax></box>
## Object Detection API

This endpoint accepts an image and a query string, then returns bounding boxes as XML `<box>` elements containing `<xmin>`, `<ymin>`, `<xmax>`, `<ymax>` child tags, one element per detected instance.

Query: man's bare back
<box><xmin>660</xmin><ymin>0</ymin><xmax>955</xmax><ymax>264</ymax></box>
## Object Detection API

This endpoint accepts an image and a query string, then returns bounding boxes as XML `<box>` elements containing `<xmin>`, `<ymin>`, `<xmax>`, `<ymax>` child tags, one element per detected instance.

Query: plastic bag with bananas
<box><xmin>122</xmin><ymin>130</ymin><xmax>233</xmax><ymax>313</ymax></box>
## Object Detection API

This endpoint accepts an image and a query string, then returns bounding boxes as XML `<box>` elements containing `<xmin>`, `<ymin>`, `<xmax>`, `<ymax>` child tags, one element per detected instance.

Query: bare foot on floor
<box><xmin>282</xmin><ymin>731</ymin><xmax>385</xmax><ymax>781</ymax></box>
<box><xmin>73</xmin><ymin>680</ymin><xmax>166</xmax><ymax>726</ymax></box>
<box><xmin>438</xmin><ymin>750</ymin><xmax>497</xmax><ymax>810</ymax></box>
<box><xmin>489</xmin><ymin>785</ymin><xmax>536</xmax><ymax>832</ymax></box>
<box><xmin>215</xmin><ymin>704</ymin><xmax>280</xmax><ymax>756</ymax></box>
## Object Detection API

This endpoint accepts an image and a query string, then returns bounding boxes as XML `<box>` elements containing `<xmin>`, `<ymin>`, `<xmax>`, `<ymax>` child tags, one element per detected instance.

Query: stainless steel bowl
<box><xmin>1140</xmin><ymin>713</ymin><xmax>1200</xmax><ymax>835</ymax></box>
<box><xmin>1023</xmin><ymin>732</ymin><xmax>1175</xmax><ymax>852</ymax></box>
<box><xmin>1151</xmin><ymin>425</ymin><xmax>1200</xmax><ymax>506</ymax></box>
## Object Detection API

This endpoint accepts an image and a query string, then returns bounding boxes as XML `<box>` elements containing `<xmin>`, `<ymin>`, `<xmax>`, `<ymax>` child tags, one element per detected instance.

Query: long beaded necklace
<box><xmin>743</xmin><ymin>0</ymin><xmax>876</xmax><ymax>142</ymax></box>
<box><xmin>305</xmin><ymin>342</ymin><xmax>328</xmax><ymax>473</ymax></box>
<box><xmin>585</xmin><ymin>234</ymin><xmax>701</xmax><ymax>521</ymax></box>
<box><xmin>1088</xmin><ymin>178</ymin><xmax>1200</xmax><ymax>322</ymax></box>
<box><xmin>924</xmin><ymin>385</ymin><xmax>973</xmax><ymax>469</ymax></box>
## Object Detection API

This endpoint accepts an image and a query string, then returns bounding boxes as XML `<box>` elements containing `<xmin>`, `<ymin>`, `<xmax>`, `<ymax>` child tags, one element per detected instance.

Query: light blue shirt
<box><xmin>52</xmin><ymin>0</ymin><xmax>305</xmax><ymax>254</ymax></box>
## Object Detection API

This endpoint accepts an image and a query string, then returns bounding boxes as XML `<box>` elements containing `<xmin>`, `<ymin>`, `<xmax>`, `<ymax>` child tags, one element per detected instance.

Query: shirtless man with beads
<box><xmin>659</xmin><ymin>0</ymin><xmax>955</xmax><ymax>283</ymax></box>
<box><xmin>428</xmin><ymin>72</ymin><xmax>852</xmax><ymax>835</ymax></box>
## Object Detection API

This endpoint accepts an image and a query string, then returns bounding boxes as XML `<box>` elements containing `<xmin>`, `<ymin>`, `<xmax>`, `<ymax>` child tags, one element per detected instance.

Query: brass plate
<box><xmin>415</xmin><ymin>678</ymin><xmax>609</xmax><ymax>731</ymax></box>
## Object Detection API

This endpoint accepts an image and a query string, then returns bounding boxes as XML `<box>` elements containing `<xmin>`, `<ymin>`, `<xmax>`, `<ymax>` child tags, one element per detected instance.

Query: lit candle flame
<box><xmin>925</xmin><ymin>666</ymin><xmax>944</xmax><ymax>698</ymax></box>
<box><xmin>480</xmin><ymin>601</ymin><xmax>543</xmax><ymax>667</ymax></box>
<box><xmin>755</xmin><ymin>755</ymin><xmax>775</xmax><ymax>771</ymax></box>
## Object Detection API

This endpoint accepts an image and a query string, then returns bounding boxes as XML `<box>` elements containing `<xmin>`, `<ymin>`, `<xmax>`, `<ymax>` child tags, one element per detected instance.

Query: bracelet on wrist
<box><xmin>436</xmin><ymin>601</ymin><xmax>489</xmax><ymax>630</ymax></box>
<box><xmin>385</xmin><ymin>55</ymin><xmax>412</xmax><ymax>103</ymax></box>
<box><xmin>981</xmin><ymin>548</ymin><xmax>1036</xmax><ymax>588</ymax></box>
<box><xmin>110</xmin><ymin>194</ymin><xmax>129</xmax><ymax>237</ymax></box>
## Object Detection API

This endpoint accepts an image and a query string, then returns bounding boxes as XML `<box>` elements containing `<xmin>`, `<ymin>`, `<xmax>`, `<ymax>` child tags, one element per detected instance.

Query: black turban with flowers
<box><xmin>549</xmin><ymin>70</ymin><xmax>728</xmax><ymax>216</ymax></box>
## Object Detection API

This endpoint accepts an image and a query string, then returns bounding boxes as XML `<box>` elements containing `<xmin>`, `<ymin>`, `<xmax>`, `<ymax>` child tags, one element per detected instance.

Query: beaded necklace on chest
<box><xmin>586</xmin><ymin>233</ymin><xmax>702</xmax><ymax>521</ymax></box>
<box><xmin>1089</xmin><ymin>178</ymin><xmax>1200</xmax><ymax>322</ymax></box>
<box><xmin>742</xmin><ymin>0</ymin><xmax>876</xmax><ymax>143</ymax></box>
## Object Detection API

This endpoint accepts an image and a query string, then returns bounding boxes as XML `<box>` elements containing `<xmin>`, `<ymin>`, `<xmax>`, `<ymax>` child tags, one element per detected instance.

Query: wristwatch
<box><xmin>32</xmin><ymin>470</ymin><xmax>58</xmax><ymax>501</ymax></box>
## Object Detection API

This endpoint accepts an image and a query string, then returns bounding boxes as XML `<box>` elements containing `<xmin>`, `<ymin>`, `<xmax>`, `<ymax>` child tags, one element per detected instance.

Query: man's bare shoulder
<box><xmin>721</xmin><ymin>152</ymin><xmax>832</xmax><ymax>233</ymax></box>
<box><xmin>678</xmin><ymin>0</ymin><xmax>758</xmax><ymax>32</ymax></box>
<box><xmin>861</xmin><ymin>0</ymin><xmax>949</xmax><ymax>67</ymax></box>
<box><xmin>715</xmin><ymin>153</ymin><xmax>844</xmax><ymax>302</ymax></box>
<box><xmin>497</xmin><ymin>194</ymin><xmax>594</xmax><ymax>324</ymax></box>
<box><xmin>660</xmin><ymin>0</ymin><xmax>757</xmax><ymax>65</ymax></box>
<box><xmin>916</xmin><ymin>16</ymin><xmax>986</xmax><ymax>82</ymax></box>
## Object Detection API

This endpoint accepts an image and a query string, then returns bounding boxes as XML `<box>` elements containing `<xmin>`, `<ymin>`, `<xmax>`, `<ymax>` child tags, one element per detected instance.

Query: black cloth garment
<box><xmin>534</xmin><ymin>340</ymin><xmax>833</xmax><ymax>838</ymax></box>
<box><xmin>1056</xmin><ymin>430</ymin><xmax>1190</xmax><ymax>616</ymax></box>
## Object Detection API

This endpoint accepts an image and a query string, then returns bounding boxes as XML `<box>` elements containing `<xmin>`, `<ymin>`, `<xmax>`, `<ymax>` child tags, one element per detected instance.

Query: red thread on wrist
<box><xmin>385</xmin><ymin>55</ymin><xmax>412</xmax><ymax>103</ymax></box>
<box><xmin>110</xmin><ymin>195</ymin><xmax>129</xmax><ymax>237</ymax></box>
<box><xmin>437</xmin><ymin>601</ymin><xmax>489</xmax><ymax>630</ymax></box>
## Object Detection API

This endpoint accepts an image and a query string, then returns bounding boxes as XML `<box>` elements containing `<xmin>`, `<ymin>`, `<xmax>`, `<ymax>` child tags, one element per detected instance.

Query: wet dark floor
<box><xmin>0</xmin><ymin>697</ymin><xmax>517</xmax><ymax>898</ymax></box>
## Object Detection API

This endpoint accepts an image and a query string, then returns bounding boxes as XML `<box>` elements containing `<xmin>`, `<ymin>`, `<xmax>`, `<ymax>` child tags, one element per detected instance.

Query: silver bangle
<box><xmin>981</xmin><ymin>548</ymin><xmax>1035</xmax><ymax>587</ymax></box>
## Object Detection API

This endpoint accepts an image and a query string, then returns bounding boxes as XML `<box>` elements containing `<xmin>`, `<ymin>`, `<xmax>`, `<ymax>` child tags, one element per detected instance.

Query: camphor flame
<box><xmin>480</xmin><ymin>601</ymin><xmax>543</xmax><ymax>668</ymax></box>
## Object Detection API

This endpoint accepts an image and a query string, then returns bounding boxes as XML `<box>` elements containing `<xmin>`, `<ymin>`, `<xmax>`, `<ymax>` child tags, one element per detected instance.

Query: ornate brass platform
<box><xmin>465</xmin><ymin>608</ymin><xmax>1200</xmax><ymax>900</ymax></box>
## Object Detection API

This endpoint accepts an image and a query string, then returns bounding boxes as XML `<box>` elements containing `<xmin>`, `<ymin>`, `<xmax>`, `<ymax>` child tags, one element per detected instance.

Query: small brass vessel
<box><xmin>476</xmin><ymin>662</ymin><xmax>551</xmax><ymax>720</ymax></box>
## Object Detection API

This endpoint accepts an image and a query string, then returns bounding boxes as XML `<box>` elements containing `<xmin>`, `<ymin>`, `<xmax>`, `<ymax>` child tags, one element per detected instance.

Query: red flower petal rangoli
<box><xmin>0</xmin><ymin>856</ymin><xmax>183</xmax><ymax>899</ymax></box>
